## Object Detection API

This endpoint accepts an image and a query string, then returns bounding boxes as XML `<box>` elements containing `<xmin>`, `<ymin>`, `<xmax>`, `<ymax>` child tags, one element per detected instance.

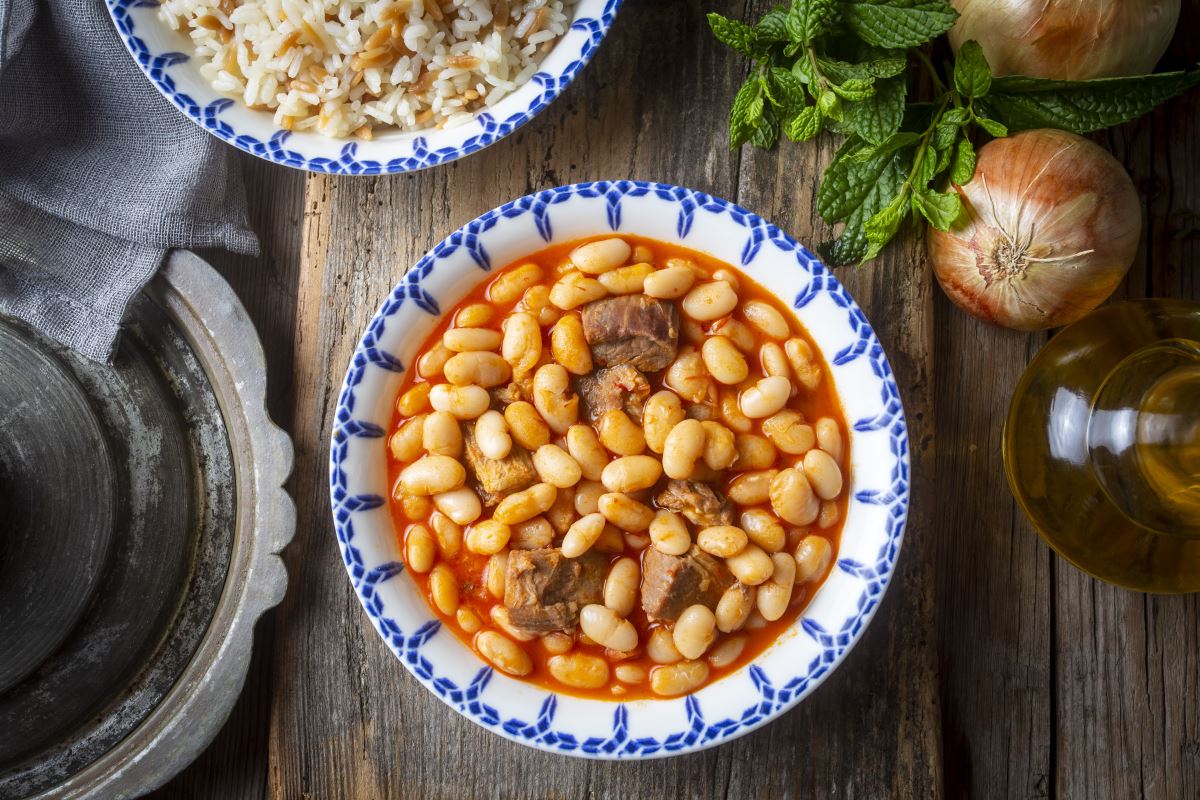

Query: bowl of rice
<box><xmin>106</xmin><ymin>0</ymin><xmax>619</xmax><ymax>174</ymax></box>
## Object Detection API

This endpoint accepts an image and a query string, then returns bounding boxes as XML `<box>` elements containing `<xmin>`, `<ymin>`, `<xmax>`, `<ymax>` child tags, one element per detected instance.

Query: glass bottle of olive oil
<box><xmin>1004</xmin><ymin>300</ymin><xmax>1200</xmax><ymax>592</ymax></box>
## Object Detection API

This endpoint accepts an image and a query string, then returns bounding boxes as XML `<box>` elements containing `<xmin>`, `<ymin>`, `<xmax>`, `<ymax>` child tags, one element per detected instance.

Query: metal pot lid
<box><xmin>0</xmin><ymin>251</ymin><xmax>293</xmax><ymax>799</ymax></box>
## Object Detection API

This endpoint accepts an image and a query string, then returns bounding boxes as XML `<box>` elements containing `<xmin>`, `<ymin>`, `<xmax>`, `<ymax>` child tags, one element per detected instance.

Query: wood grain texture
<box><xmin>149</xmin><ymin>1</ymin><xmax>1200</xmax><ymax>798</ymax></box>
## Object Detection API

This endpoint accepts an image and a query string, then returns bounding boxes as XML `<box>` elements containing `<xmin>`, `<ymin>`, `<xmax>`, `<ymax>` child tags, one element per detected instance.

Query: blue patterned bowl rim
<box><xmin>104</xmin><ymin>0</ymin><xmax>621</xmax><ymax>175</ymax></box>
<box><xmin>330</xmin><ymin>181</ymin><xmax>910</xmax><ymax>758</ymax></box>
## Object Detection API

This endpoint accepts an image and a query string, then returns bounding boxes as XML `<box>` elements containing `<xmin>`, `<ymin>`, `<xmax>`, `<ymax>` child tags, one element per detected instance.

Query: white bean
<box><xmin>715</xmin><ymin>583</ymin><xmax>755</xmax><ymax>632</ymax></box>
<box><xmin>756</xmin><ymin>552</ymin><xmax>796</xmax><ymax>621</ymax></box>
<box><xmin>739</xmin><ymin>508</ymin><xmax>785</xmax><ymax>552</ymax></box>
<box><xmin>488</xmin><ymin>262</ymin><xmax>543</xmax><ymax>305</ymax></box>
<box><xmin>548</xmin><ymin>653</ymin><xmax>610</xmax><ymax>689</ymax></box>
<box><xmin>399</xmin><ymin>455</ymin><xmax>466</xmax><ymax>496</ymax></box>
<box><xmin>726</xmin><ymin>469</ymin><xmax>778</xmax><ymax>505</ymax></box>
<box><xmin>648</xmin><ymin>511</ymin><xmax>690</xmax><ymax>556</ymax></box>
<box><xmin>490</xmin><ymin>605</ymin><xmax>538</xmax><ymax>641</ymax></box>
<box><xmin>505</xmin><ymin>401</ymin><xmax>550</xmax><ymax>450</ymax></box>
<box><xmin>474</xmin><ymin>410</ymin><xmax>512</xmax><ymax>460</ymax></box>
<box><xmin>597</xmin><ymin>409</ymin><xmax>646</xmax><ymax>456</ymax></box>
<box><xmin>417</xmin><ymin>342</ymin><xmax>453</xmax><ymax>379</ymax></box>
<box><xmin>561</xmin><ymin>512</ymin><xmax>606</xmax><ymax>558</ymax></box>
<box><xmin>696</xmin><ymin>525</ymin><xmax>749</xmax><ymax>558</ymax></box>
<box><xmin>770</xmin><ymin>468</ymin><xmax>820</xmax><ymax>526</ymax></box>
<box><xmin>784</xmin><ymin>337</ymin><xmax>822</xmax><ymax>390</ymax></box>
<box><xmin>725</xmin><ymin>543</ymin><xmax>775</xmax><ymax>585</ymax></box>
<box><xmin>443</xmin><ymin>327</ymin><xmax>502</xmax><ymax>353</ymax></box>
<box><xmin>662</xmin><ymin>418</ymin><xmax>705</xmax><ymax>480</ymax></box>
<box><xmin>579</xmin><ymin>604</ymin><xmax>638</xmax><ymax>651</ymax></box>
<box><xmin>573</xmin><ymin>479</ymin><xmax>605</xmax><ymax>516</ymax></box>
<box><xmin>701</xmin><ymin>336</ymin><xmax>749</xmax><ymax>385</ymax></box>
<box><xmin>501</xmin><ymin>312</ymin><xmax>542</xmax><ymax>378</ymax></box>
<box><xmin>672</xmin><ymin>604</ymin><xmax>717</xmax><ymax>660</ymax></box>
<box><xmin>550</xmin><ymin>313</ymin><xmax>593</xmax><ymax>375</ymax></box>
<box><xmin>429</xmin><ymin>384</ymin><xmax>490</xmax><ymax>419</ymax></box>
<box><xmin>493</xmin><ymin>483</ymin><xmax>558</xmax><ymax>524</ymax></box>
<box><xmin>681</xmin><ymin>280</ymin><xmax>738</xmax><ymax>321</ymax></box>
<box><xmin>794</xmin><ymin>535</ymin><xmax>833</xmax><ymax>583</ymax></box>
<box><xmin>476</xmin><ymin>631</ymin><xmax>532</xmax><ymax>676</ymax></box>
<box><xmin>603</xmin><ymin>557</ymin><xmax>640</xmax><ymax>617</ymax></box>
<box><xmin>815</xmin><ymin>417</ymin><xmax>844</xmax><ymax>464</ymax></box>
<box><xmin>389</xmin><ymin>415</ymin><xmax>426</xmax><ymax>462</ymax></box>
<box><xmin>423</xmin><ymin>411</ymin><xmax>463</xmax><ymax>457</ymax></box>
<box><xmin>510</xmin><ymin>516</ymin><xmax>554</xmax><ymax>549</ymax></box>
<box><xmin>570</xmin><ymin>238</ymin><xmax>631</xmax><ymax>274</ymax></box>
<box><xmin>762</xmin><ymin>409</ymin><xmax>815</xmax><ymax>455</ymax></box>
<box><xmin>432</xmin><ymin>486</ymin><xmax>482</xmax><ymax>525</ymax></box>
<box><xmin>532</xmin><ymin>363</ymin><xmax>579</xmax><ymax>434</ymax></box>
<box><xmin>646</xmin><ymin>627</ymin><xmax>683</xmax><ymax>664</ymax></box>
<box><xmin>600</xmin><ymin>455</ymin><xmax>663</xmax><ymax>493</ymax></box>
<box><xmin>650</xmin><ymin>660</ymin><xmax>709</xmax><ymax>696</ymax></box>
<box><xmin>803</xmin><ymin>448</ymin><xmax>844</xmax><ymax>499</ymax></box>
<box><xmin>465</xmin><ymin>519</ymin><xmax>512</xmax><ymax>555</ymax></box>
<box><xmin>642</xmin><ymin>390</ymin><xmax>685</xmax><ymax>453</ymax></box>
<box><xmin>742</xmin><ymin>300</ymin><xmax>790</xmax><ymax>339</ymax></box>
<box><xmin>566</xmin><ymin>424</ymin><xmax>609</xmax><ymax>481</ymax></box>
<box><xmin>549</xmin><ymin>271</ymin><xmax>607</xmax><ymax>310</ymax></box>
<box><xmin>598</xmin><ymin>262</ymin><xmax>654</xmax><ymax>295</ymax></box>
<box><xmin>405</xmin><ymin>524</ymin><xmax>436</xmax><ymax>573</ymax></box>
<box><xmin>643</xmin><ymin>265</ymin><xmax>696</xmax><ymax>299</ymax></box>
<box><xmin>443</xmin><ymin>351</ymin><xmax>511</xmax><ymax>387</ymax></box>
<box><xmin>707</xmin><ymin>636</ymin><xmax>746</xmax><ymax>669</ymax></box>
<box><xmin>533</xmin><ymin>444</ymin><xmax>583</xmax><ymax>488</ymax></box>
<box><xmin>598</xmin><ymin>492</ymin><xmax>655</xmax><ymax>532</ymax></box>
<box><xmin>738</xmin><ymin>376</ymin><xmax>792</xmax><ymax>419</ymax></box>
<box><xmin>701</xmin><ymin>420</ymin><xmax>737</xmax><ymax>471</ymax></box>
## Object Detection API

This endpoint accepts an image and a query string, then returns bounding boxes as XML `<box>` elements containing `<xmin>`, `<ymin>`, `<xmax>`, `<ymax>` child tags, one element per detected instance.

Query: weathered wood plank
<box><xmin>1052</xmin><ymin>12</ymin><xmax>1200</xmax><ymax>796</ymax></box>
<box><xmin>734</xmin><ymin>84</ymin><xmax>944</xmax><ymax>799</ymax></box>
<box><xmin>267</xmin><ymin>3</ymin><xmax>775</xmax><ymax>798</ymax></box>
<box><xmin>148</xmin><ymin>151</ymin><xmax>305</xmax><ymax>799</ymax></box>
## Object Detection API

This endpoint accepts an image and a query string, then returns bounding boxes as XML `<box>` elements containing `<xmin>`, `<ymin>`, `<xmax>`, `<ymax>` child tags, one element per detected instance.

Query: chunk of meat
<box><xmin>489</xmin><ymin>381</ymin><xmax>525</xmax><ymax>410</ymax></box>
<box><xmin>640</xmin><ymin>545</ymin><xmax>732</xmax><ymax>622</ymax></box>
<box><xmin>504</xmin><ymin>548</ymin><xmax>608</xmax><ymax>632</ymax></box>
<box><xmin>655</xmin><ymin>480</ymin><xmax>735</xmax><ymax>527</ymax></box>
<box><xmin>574</xmin><ymin>364</ymin><xmax>651</xmax><ymax>422</ymax></box>
<box><xmin>462</xmin><ymin>425</ymin><xmax>537</xmax><ymax>506</ymax></box>
<box><xmin>580</xmin><ymin>295</ymin><xmax>679</xmax><ymax>372</ymax></box>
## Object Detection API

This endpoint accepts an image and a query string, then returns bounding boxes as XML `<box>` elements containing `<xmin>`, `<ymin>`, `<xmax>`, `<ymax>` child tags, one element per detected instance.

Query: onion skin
<box><xmin>928</xmin><ymin>129</ymin><xmax>1141</xmax><ymax>332</ymax></box>
<box><xmin>949</xmin><ymin>0</ymin><xmax>1180</xmax><ymax>80</ymax></box>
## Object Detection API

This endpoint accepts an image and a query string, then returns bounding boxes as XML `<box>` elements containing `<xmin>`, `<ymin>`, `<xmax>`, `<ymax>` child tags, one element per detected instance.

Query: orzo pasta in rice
<box><xmin>158</xmin><ymin>0</ymin><xmax>578</xmax><ymax>138</ymax></box>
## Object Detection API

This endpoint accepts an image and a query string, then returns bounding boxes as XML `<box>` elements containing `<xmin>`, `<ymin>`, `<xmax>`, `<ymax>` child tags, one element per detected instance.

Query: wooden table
<box><xmin>150</xmin><ymin>2</ymin><xmax>1200</xmax><ymax>797</ymax></box>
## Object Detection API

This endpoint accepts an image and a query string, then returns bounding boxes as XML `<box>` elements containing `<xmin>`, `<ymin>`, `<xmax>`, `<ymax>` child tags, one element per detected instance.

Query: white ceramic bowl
<box><xmin>331</xmin><ymin>182</ymin><xmax>910</xmax><ymax>757</ymax></box>
<box><xmin>105</xmin><ymin>0</ymin><xmax>620</xmax><ymax>175</ymax></box>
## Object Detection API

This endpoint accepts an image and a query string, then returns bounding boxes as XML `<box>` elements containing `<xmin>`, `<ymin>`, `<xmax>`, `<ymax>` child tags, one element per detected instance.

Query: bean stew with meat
<box><xmin>386</xmin><ymin>235</ymin><xmax>849</xmax><ymax>699</ymax></box>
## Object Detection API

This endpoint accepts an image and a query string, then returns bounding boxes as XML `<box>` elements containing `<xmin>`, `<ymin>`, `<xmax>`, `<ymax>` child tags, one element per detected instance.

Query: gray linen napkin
<box><xmin>0</xmin><ymin>0</ymin><xmax>259</xmax><ymax>362</ymax></box>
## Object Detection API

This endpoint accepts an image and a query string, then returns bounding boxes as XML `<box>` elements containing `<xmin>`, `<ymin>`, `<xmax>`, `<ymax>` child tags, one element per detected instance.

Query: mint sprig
<box><xmin>708</xmin><ymin>0</ymin><xmax>1200</xmax><ymax>266</ymax></box>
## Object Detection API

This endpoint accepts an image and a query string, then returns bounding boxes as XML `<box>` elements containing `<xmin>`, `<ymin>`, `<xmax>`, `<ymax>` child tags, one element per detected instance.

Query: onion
<box><xmin>949</xmin><ymin>0</ymin><xmax>1180</xmax><ymax>80</ymax></box>
<box><xmin>928</xmin><ymin>129</ymin><xmax>1141</xmax><ymax>331</ymax></box>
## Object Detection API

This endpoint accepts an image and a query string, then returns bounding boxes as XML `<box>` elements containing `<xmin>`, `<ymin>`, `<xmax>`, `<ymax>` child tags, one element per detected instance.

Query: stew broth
<box><xmin>386</xmin><ymin>235</ymin><xmax>848</xmax><ymax>700</ymax></box>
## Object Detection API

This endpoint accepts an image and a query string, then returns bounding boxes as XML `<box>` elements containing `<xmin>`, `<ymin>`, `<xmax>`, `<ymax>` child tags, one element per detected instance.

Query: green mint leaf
<box><xmin>863</xmin><ymin>193</ymin><xmax>908</xmax><ymax>259</ymax></box>
<box><xmin>950</xmin><ymin>137</ymin><xmax>976</xmax><ymax>185</ymax></box>
<box><xmin>933</xmin><ymin>141</ymin><xmax>953</xmax><ymax>175</ymax></box>
<box><xmin>941</xmin><ymin>107</ymin><xmax>969</xmax><ymax>125</ymax></box>
<box><xmin>932</xmin><ymin>121</ymin><xmax>958</xmax><ymax>150</ymax></box>
<box><xmin>756</xmin><ymin>8</ymin><xmax>791</xmax><ymax>41</ymax></box>
<box><xmin>839</xmin><ymin>0</ymin><xmax>958</xmax><ymax>49</ymax></box>
<box><xmin>787</xmin><ymin>0</ymin><xmax>837</xmax><ymax>44</ymax></box>
<box><xmin>816</xmin><ymin>56</ymin><xmax>907</xmax><ymax>82</ymax></box>
<box><xmin>707</xmin><ymin>13</ymin><xmax>761</xmax><ymax>59</ymax></box>
<box><xmin>979</xmin><ymin>70</ymin><xmax>1200</xmax><ymax>134</ymax></box>
<box><xmin>953</xmin><ymin>40</ymin><xmax>991</xmax><ymax>98</ymax></box>
<box><xmin>916</xmin><ymin>143</ymin><xmax>938</xmax><ymax>184</ymax></box>
<box><xmin>818</xmin><ymin>88</ymin><xmax>843</xmax><ymax>120</ymax></box>
<box><xmin>913</xmin><ymin>187</ymin><xmax>963</xmax><ymax>231</ymax></box>
<box><xmin>785</xmin><ymin>105</ymin><xmax>823</xmax><ymax>141</ymax></box>
<box><xmin>752</xmin><ymin>105</ymin><xmax>782</xmax><ymax>148</ymax></box>
<box><xmin>848</xmin><ymin>130</ymin><xmax>920</xmax><ymax>162</ymax></box>
<box><xmin>839</xmin><ymin>75</ymin><xmax>907</xmax><ymax>145</ymax></box>
<box><xmin>975</xmin><ymin>116</ymin><xmax>1008</xmax><ymax>137</ymax></box>
<box><xmin>833</xmin><ymin>78</ymin><xmax>876</xmax><ymax>101</ymax></box>
<box><xmin>730</xmin><ymin>76</ymin><xmax>764</xmax><ymax>148</ymax></box>
<box><xmin>817</xmin><ymin>135</ymin><xmax>909</xmax><ymax>265</ymax></box>
<box><xmin>770</xmin><ymin>67</ymin><xmax>809</xmax><ymax>111</ymax></box>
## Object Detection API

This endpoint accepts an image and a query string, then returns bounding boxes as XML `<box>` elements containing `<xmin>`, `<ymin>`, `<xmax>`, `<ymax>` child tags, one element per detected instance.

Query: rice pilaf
<box><xmin>158</xmin><ymin>0</ymin><xmax>576</xmax><ymax>139</ymax></box>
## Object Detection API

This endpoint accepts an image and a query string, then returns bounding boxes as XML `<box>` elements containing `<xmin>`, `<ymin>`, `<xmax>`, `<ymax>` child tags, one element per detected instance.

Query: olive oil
<box><xmin>1004</xmin><ymin>300</ymin><xmax>1200</xmax><ymax>592</ymax></box>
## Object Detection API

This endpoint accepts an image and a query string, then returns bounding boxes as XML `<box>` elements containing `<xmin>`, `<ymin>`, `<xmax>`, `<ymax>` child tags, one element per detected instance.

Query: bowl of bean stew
<box><xmin>332</xmin><ymin>181</ymin><xmax>909</xmax><ymax>757</ymax></box>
